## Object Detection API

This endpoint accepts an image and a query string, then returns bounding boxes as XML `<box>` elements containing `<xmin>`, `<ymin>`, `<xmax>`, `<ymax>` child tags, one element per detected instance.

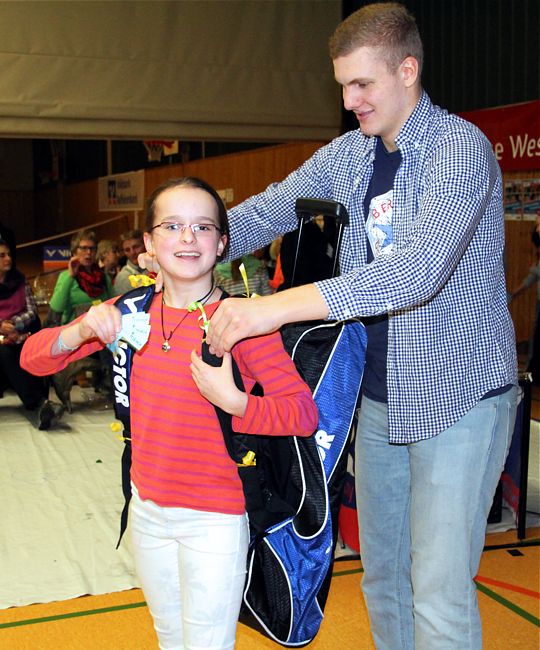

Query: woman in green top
<box><xmin>49</xmin><ymin>229</ymin><xmax>113</xmax><ymax>324</ymax></box>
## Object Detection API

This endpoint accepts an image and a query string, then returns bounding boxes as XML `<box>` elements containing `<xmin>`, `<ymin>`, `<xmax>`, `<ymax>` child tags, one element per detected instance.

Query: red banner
<box><xmin>459</xmin><ymin>100</ymin><xmax>540</xmax><ymax>173</ymax></box>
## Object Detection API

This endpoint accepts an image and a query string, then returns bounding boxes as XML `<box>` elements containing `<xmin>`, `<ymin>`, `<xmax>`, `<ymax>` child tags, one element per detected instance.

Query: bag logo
<box><xmin>315</xmin><ymin>429</ymin><xmax>335</xmax><ymax>461</ymax></box>
<box><xmin>112</xmin><ymin>341</ymin><xmax>130</xmax><ymax>407</ymax></box>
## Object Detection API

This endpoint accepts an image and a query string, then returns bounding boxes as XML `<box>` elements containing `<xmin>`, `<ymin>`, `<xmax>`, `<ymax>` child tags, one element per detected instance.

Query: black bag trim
<box><xmin>106</xmin><ymin>285</ymin><xmax>155</xmax><ymax>547</ymax></box>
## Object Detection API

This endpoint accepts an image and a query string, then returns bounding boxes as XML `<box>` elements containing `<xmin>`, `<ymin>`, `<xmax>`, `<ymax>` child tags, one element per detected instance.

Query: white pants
<box><xmin>130</xmin><ymin>486</ymin><xmax>249</xmax><ymax>650</ymax></box>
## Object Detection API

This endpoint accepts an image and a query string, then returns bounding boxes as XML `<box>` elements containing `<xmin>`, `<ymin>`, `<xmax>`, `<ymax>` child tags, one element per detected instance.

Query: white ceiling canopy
<box><xmin>0</xmin><ymin>0</ymin><xmax>342</xmax><ymax>141</ymax></box>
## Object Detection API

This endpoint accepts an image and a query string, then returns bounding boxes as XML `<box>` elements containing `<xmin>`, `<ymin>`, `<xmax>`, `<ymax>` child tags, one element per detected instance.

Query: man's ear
<box><xmin>400</xmin><ymin>56</ymin><xmax>419</xmax><ymax>88</ymax></box>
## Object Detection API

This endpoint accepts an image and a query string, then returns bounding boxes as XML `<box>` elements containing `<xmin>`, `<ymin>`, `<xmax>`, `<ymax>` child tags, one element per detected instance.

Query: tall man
<box><xmin>208</xmin><ymin>4</ymin><xmax>518</xmax><ymax>649</ymax></box>
<box><xmin>144</xmin><ymin>4</ymin><xmax>518</xmax><ymax>648</ymax></box>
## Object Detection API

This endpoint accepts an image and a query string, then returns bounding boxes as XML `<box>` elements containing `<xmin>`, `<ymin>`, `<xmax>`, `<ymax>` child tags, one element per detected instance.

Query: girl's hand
<box><xmin>190</xmin><ymin>350</ymin><xmax>248</xmax><ymax>417</ymax></box>
<box><xmin>75</xmin><ymin>303</ymin><xmax>122</xmax><ymax>346</ymax></box>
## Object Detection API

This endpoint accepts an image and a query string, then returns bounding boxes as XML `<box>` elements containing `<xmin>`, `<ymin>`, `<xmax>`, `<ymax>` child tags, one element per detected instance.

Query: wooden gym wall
<box><xmin>23</xmin><ymin>141</ymin><xmax>326</xmax><ymax>281</ymax></box>
<box><xmin>20</xmin><ymin>142</ymin><xmax>538</xmax><ymax>348</ymax></box>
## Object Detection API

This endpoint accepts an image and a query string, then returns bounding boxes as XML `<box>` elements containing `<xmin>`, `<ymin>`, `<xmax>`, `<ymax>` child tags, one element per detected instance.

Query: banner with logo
<box><xmin>98</xmin><ymin>170</ymin><xmax>145</xmax><ymax>212</ymax></box>
<box><xmin>459</xmin><ymin>100</ymin><xmax>540</xmax><ymax>173</ymax></box>
<box><xmin>43</xmin><ymin>245</ymin><xmax>71</xmax><ymax>271</ymax></box>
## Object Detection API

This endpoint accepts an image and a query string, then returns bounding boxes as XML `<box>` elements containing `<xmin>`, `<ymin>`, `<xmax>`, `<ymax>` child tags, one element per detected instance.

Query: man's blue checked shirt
<box><xmin>228</xmin><ymin>92</ymin><xmax>518</xmax><ymax>443</ymax></box>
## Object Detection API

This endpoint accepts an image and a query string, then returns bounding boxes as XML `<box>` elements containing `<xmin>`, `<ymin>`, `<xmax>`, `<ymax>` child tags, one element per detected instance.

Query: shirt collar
<box><xmin>395</xmin><ymin>90</ymin><xmax>433</xmax><ymax>150</ymax></box>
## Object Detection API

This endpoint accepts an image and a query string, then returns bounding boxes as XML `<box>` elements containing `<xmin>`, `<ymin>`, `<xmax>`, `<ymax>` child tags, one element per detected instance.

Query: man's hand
<box><xmin>206</xmin><ymin>285</ymin><xmax>329</xmax><ymax>356</ymax></box>
<box><xmin>190</xmin><ymin>350</ymin><xmax>248</xmax><ymax>417</ymax></box>
<box><xmin>206</xmin><ymin>296</ymin><xmax>282</xmax><ymax>356</ymax></box>
<box><xmin>138</xmin><ymin>252</ymin><xmax>163</xmax><ymax>291</ymax></box>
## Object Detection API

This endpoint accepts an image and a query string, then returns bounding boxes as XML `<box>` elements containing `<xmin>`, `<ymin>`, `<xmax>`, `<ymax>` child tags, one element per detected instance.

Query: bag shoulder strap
<box><xmin>109</xmin><ymin>284</ymin><xmax>155</xmax><ymax>430</ymax></box>
<box><xmin>108</xmin><ymin>284</ymin><xmax>154</xmax><ymax>547</ymax></box>
<box><xmin>202</xmin><ymin>289</ymin><xmax>264</xmax><ymax>463</ymax></box>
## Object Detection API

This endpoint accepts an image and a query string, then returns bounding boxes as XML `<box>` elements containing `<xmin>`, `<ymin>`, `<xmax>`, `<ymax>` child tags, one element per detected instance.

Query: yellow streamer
<box><xmin>239</xmin><ymin>263</ymin><xmax>250</xmax><ymax>297</ymax></box>
<box><xmin>238</xmin><ymin>450</ymin><xmax>257</xmax><ymax>467</ymax></box>
<box><xmin>239</xmin><ymin>262</ymin><xmax>260</xmax><ymax>299</ymax></box>
<box><xmin>129</xmin><ymin>274</ymin><xmax>156</xmax><ymax>288</ymax></box>
<box><xmin>188</xmin><ymin>301</ymin><xmax>210</xmax><ymax>339</ymax></box>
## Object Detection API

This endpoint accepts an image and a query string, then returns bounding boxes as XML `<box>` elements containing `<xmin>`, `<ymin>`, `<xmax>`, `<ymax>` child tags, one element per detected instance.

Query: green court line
<box><xmin>333</xmin><ymin>566</ymin><xmax>364</xmax><ymax>577</ymax></box>
<box><xmin>475</xmin><ymin>582</ymin><xmax>539</xmax><ymax>627</ymax></box>
<box><xmin>0</xmin><ymin>565</ymin><xmax>363</xmax><ymax>630</ymax></box>
<box><xmin>2</xmin><ymin>569</ymin><xmax>538</xmax><ymax>631</ymax></box>
<box><xmin>0</xmin><ymin>601</ymin><xmax>147</xmax><ymax>630</ymax></box>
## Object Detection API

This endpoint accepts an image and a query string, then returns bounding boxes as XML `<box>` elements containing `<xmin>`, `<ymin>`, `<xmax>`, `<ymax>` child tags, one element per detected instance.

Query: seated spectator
<box><xmin>47</xmin><ymin>230</ymin><xmax>114</xmax><ymax>402</ymax></box>
<box><xmin>0</xmin><ymin>239</ymin><xmax>62</xmax><ymax>429</ymax></box>
<box><xmin>48</xmin><ymin>229</ymin><xmax>113</xmax><ymax>324</ymax></box>
<box><xmin>277</xmin><ymin>216</ymin><xmax>336</xmax><ymax>290</ymax></box>
<box><xmin>510</xmin><ymin>225</ymin><xmax>540</xmax><ymax>382</ymax></box>
<box><xmin>0</xmin><ymin>220</ymin><xmax>17</xmax><ymax>266</ymax></box>
<box><xmin>97</xmin><ymin>239</ymin><xmax>121</xmax><ymax>284</ymax></box>
<box><xmin>214</xmin><ymin>250</ymin><xmax>272</xmax><ymax>297</ymax></box>
<box><xmin>114</xmin><ymin>229</ymin><xmax>148</xmax><ymax>295</ymax></box>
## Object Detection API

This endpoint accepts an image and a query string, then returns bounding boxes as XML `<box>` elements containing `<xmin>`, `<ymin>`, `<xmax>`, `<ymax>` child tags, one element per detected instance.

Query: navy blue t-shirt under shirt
<box><xmin>360</xmin><ymin>138</ymin><xmax>510</xmax><ymax>405</ymax></box>
<box><xmin>361</xmin><ymin>137</ymin><xmax>402</xmax><ymax>404</ymax></box>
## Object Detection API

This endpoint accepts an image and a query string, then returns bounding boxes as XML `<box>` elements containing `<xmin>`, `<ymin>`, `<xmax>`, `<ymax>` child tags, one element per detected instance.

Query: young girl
<box><xmin>21</xmin><ymin>177</ymin><xmax>318</xmax><ymax>650</ymax></box>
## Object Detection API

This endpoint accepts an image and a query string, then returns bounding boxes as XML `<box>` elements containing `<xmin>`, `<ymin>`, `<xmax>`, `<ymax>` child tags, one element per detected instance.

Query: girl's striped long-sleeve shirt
<box><xmin>21</xmin><ymin>296</ymin><xmax>318</xmax><ymax>515</ymax></box>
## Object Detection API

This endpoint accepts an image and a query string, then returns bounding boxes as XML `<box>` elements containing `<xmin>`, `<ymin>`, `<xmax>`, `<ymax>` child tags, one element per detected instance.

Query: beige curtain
<box><xmin>0</xmin><ymin>0</ymin><xmax>341</xmax><ymax>141</ymax></box>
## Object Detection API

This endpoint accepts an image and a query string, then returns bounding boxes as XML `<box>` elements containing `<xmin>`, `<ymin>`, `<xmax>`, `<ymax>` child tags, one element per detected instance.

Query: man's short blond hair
<box><xmin>329</xmin><ymin>2</ymin><xmax>423</xmax><ymax>74</ymax></box>
<box><xmin>120</xmin><ymin>229</ymin><xmax>143</xmax><ymax>243</ymax></box>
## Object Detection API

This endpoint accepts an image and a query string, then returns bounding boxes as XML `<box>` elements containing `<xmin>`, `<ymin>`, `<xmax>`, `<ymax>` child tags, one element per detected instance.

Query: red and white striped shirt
<box><xmin>21</xmin><ymin>297</ymin><xmax>318</xmax><ymax>515</ymax></box>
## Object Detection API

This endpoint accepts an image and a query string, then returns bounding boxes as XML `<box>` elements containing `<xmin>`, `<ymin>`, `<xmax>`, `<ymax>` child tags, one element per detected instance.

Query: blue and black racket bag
<box><xmin>236</xmin><ymin>318</ymin><xmax>366</xmax><ymax>646</ymax></box>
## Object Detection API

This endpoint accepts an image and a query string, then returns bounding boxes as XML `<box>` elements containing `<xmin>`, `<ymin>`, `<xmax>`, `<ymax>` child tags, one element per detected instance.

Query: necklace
<box><xmin>160</xmin><ymin>283</ymin><xmax>215</xmax><ymax>352</ymax></box>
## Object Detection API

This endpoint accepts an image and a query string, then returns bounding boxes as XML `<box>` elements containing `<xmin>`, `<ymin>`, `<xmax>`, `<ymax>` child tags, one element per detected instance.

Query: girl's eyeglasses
<box><xmin>150</xmin><ymin>222</ymin><xmax>222</xmax><ymax>237</ymax></box>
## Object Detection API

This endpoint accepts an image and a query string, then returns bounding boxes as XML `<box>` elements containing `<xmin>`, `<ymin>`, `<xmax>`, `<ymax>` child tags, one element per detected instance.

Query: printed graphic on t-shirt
<box><xmin>366</xmin><ymin>189</ymin><xmax>394</xmax><ymax>258</ymax></box>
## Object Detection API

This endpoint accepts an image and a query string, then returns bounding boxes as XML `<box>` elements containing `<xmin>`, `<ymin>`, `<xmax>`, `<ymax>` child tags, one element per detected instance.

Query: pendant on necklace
<box><xmin>162</xmin><ymin>340</ymin><xmax>171</xmax><ymax>352</ymax></box>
